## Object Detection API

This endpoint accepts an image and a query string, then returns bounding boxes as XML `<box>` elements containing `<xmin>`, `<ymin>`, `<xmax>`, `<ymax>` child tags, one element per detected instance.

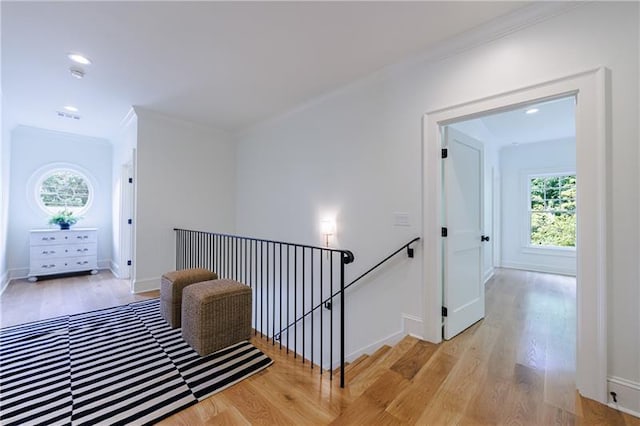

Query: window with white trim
<box><xmin>529</xmin><ymin>174</ymin><xmax>576</xmax><ymax>248</ymax></box>
<box><xmin>36</xmin><ymin>168</ymin><xmax>93</xmax><ymax>216</ymax></box>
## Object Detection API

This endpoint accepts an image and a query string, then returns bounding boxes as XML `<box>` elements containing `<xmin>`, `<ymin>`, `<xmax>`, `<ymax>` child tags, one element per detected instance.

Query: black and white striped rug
<box><xmin>0</xmin><ymin>298</ymin><xmax>273</xmax><ymax>425</ymax></box>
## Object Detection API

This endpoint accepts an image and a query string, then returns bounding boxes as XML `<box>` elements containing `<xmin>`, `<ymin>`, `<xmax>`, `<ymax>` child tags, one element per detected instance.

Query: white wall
<box><xmin>234</xmin><ymin>1</ymin><xmax>639</xmax><ymax>407</ymax></box>
<box><xmin>500</xmin><ymin>138</ymin><xmax>576</xmax><ymax>275</ymax></box>
<box><xmin>7</xmin><ymin>126</ymin><xmax>113</xmax><ymax>277</ymax></box>
<box><xmin>133</xmin><ymin>108</ymin><xmax>235</xmax><ymax>292</ymax></box>
<box><xmin>0</xmin><ymin>95</ymin><xmax>9</xmax><ymax>292</ymax></box>
<box><xmin>0</xmin><ymin>5</ymin><xmax>7</xmax><ymax>293</ymax></box>
<box><xmin>111</xmin><ymin>109</ymin><xmax>137</xmax><ymax>279</ymax></box>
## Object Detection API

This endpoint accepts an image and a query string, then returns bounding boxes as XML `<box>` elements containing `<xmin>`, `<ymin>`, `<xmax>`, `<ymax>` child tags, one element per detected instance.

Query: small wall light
<box><xmin>320</xmin><ymin>218</ymin><xmax>336</xmax><ymax>247</ymax></box>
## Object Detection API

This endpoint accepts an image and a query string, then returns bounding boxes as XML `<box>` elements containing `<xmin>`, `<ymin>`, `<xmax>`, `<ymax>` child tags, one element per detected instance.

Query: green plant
<box><xmin>48</xmin><ymin>209</ymin><xmax>79</xmax><ymax>226</ymax></box>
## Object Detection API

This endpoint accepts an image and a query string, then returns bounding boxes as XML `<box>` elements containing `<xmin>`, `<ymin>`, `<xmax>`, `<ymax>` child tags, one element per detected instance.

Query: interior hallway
<box><xmin>1</xmin><ymin>268</ymin><xmax>636</xmax><ymax>423</ymax></box>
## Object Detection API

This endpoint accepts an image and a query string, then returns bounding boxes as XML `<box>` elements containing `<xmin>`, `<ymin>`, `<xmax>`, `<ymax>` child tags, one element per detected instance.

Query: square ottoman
<box><xmin>181</xmin><ymin>279</ymin><xmax>252</xmax><ymax>356</ymax></box>
<box><xmin>160</xmin><ymin>268</ymin><xmax>218</xmax><ymax>328</ymax></box>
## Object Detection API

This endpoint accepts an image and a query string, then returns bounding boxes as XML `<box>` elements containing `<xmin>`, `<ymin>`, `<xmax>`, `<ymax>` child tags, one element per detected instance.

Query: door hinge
<box><xmin>127</xmin><ymin>219</ymin><xmax>132</xmax><ymax>225</ymax></box>
<box><xmin>442</xmin><ymin>306</ymin><xmax>448</xmax><ymax>317</ymax></box>
<box><xmin>127</xmin><ymin>260</ymin><xmax>132</xmax><ymax>266</ymax></box>
<box><xmin>441</xmin><ymin>148</ymin><xmax>448</xmax><ymax>159</ymax></box>
<box><xmin>441</xmin><ymin>227</ymin><xmax>448</xmax><ymax>237</ymax></box>
<box><xmin>128</xmin><ymin>177</ymin><xmax>133</xmax><ymax>183</ymax></box>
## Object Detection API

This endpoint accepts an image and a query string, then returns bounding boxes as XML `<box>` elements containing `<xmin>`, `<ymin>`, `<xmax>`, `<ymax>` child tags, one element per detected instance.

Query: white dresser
<box><xmin>28</xmin><ymin>228</ymin><xmax>98</xmax><ymax>282</ymax></box>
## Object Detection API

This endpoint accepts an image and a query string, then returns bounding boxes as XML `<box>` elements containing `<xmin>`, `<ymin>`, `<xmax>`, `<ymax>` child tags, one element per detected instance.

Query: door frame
<box><xmin>119</xmin><ymin>161</ymin><xmax>134</xmax><ymax>280</ymax></box>
<box><xmin>422</xmin><ymin>68</ymin><xmax>608</xmax><ymax>404</ymax></box>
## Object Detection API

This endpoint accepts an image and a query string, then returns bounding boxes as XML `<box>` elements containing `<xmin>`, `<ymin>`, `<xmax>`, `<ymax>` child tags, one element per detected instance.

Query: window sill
<box><xmin>522</xmin><ymin>245</ymin><xmax>576</xmax><ymax>257</ymax></box>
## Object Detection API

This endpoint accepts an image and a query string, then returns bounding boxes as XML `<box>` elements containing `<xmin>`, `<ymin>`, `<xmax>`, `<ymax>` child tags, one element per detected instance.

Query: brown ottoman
<box><xmin>181</xmin><ymin>279</ymin><xmax>252</xmax><ymax>356</ymax></box>
<box><xmin>160</xmin><ymin>268</ymin><xmax>218</xmax><ymax>328</ymax></box>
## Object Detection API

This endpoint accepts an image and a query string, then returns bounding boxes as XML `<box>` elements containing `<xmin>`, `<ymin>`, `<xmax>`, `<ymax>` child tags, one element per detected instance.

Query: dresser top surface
<box><xmin>30</xmin><ymin>228</ymin><xmax>98</xmax><ymax>233</ymax></box>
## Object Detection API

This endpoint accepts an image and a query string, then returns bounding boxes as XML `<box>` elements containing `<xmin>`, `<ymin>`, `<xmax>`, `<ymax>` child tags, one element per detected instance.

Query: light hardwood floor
<box><xmin>0</xmin><ymin>270</ymin><xmax>158</xmax><ymax>327</ymax></box>
<box><xmin>1</xmin><ymin>268</ymin><xmax>637</xmax><ymax>424</ymax></box>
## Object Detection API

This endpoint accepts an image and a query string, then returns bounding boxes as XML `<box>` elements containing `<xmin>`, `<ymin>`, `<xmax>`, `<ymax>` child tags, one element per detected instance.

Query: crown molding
<box><xmin>237</xmin><ymin>2</ymin><xmax>584</xmax><ymax>139</ymax></box>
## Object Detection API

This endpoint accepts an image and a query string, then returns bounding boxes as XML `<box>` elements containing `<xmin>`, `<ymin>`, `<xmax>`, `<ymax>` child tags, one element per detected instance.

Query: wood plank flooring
<box><xmin>1</xmin><ymin>268</ymin><xmax>638</xmax><ymax>424</ymax></box>
<box><xmin>0</xmin><ymin>271</ymin><xmax>158</xmax><ymax>327</ymax></box>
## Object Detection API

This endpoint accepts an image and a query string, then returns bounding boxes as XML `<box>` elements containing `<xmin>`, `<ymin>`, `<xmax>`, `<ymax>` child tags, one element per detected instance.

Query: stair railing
<box><xmin>173</xmin><ymin>228</ymin><xmax>419</xmax><ymax>388</ymax></box>
<box><xmin>173</xmin><ymin>228</ymin><xmax>354</xmax><ymax>384</ymax></box>
<box><xmin>273</xmin><ymin>236</ymin><xmax>420</xmax><ymax>387</ymax></box>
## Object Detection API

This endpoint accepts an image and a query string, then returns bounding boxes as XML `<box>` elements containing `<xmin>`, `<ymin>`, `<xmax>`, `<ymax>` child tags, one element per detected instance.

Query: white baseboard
<box><xmin>133</xmin><ymin>276</ymin><xmax>160</xmax><ymax>293</ymax></box>
<box><xmin>345</xmin><ymin>313</ymin><xmax>425</xmax><ymax>364</ymax></box>
<box><xmin>403</xmin><ymin>313</ymin><xmax>424</xmax><ymax>339</ymax></box>
<box><xmin>500</xmin><ymin>261</ymin><xmax>576</xmax><ymax>276</ymax></box>
<box><xmin>346</xmin><ymin>329</ymin><xmax>406</xmax><ymax>364</ymax></box>
<box><xmin>483</xmin><ymin>267</ymin><xmax>495</xmax><ymax>284</ymax></box>
<box><xmin>0</xmin><ymin>270</ymin><xmax>9</xmax><ymax>296</ymax></box>
<box><xmin>8</xmin><ymin>267</ymin><xmax>28</xmax><ymax>280</ymax></box>
<box><xmin>607</xmin><ymin>376</ymin><xmax>640</xmax><ymax>418</ymax></box>
<box><xmin>110</xmin><ymin>261</ymin><xmax>120</xmax><ymax>278</ymax></box>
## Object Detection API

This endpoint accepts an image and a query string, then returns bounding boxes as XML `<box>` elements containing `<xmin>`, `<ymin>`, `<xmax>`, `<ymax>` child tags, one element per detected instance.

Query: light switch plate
<box><xmin>394</xmin><ymin>212</ymin><xmax>410</xmax><ymax>227</ymax></box>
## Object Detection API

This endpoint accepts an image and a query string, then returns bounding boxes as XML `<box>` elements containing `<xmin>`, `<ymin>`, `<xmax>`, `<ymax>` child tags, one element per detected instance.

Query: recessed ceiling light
<box><xmin>67</xmin><ymin>53</ymin><xmax>92</xmax><ymax>65</ymax></box>
<box><xmin>525</xmin><ymin>108</ymin><xmax>539</xmax><ymax>114</ymax></box>
<box><xmin>64</xmin><ymin>105</ymin><xmax>79</xmax><ymax>113</ymax></box>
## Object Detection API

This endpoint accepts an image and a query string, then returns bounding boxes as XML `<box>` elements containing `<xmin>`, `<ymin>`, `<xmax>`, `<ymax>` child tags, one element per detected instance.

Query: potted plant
<box><xmin>49</xmin><ymin>209</ymin><xmax>79</xmax><ymax>230</ymax></box>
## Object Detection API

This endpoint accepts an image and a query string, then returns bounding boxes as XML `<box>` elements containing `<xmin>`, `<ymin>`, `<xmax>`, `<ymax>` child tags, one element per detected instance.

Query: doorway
<box><xmin>442</xmin><ymin>95</ymin><xmax>577</xmax><ymax>340</ymax></box>
<box><xmin>422</xmin><ymin>68</ymin><xmax>608</xmax><ymax>403</ymax></box>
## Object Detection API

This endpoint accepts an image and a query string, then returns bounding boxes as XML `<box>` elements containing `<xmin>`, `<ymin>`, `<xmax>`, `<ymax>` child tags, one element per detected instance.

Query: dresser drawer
<box><xmin>30</xmin><ymin>244</ymin><xmax>97</xmax><ymax>260</ymax></box>
<box><xmin>30</xmin><ymin>231</ymin><xmax>65</xmax><ymax>246</ymax></box>
<box><xmin>30</xmin><ymin>230</ymin><xmax>97</xmax><ymax>246</ymax></box>
<box><xmin>64</xmin><ymin>256</ymin><xmax>97</xmax><ymax>270</ymax></box>
<box><xmin>30</xmin><ymin>256</ymin><xmax>97</xmax><ymax>275</ymax></box>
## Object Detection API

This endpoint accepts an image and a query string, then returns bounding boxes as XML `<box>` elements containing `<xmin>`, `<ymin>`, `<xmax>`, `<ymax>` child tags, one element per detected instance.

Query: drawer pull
<box><xmin>76</xmin><ymin>248</ymin><xmax>89</xmax><ymax>252</ymax></box>
<box><xmin>76</xmin><ymin>261</ymin><xmax>89</xmax><ymax>265</ymax></box>
<box><xmin>41</xmin><ymin>264</ymin><xmax>56</xmax><ymax>268</ymax></box>
<box><xmin>42</xmin><ymin>237</ymin><xmax>55</xmax><ymax>241</ymax></box>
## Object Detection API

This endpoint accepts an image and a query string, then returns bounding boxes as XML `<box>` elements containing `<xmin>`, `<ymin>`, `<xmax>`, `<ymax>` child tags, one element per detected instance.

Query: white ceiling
<box><xmin>1</xmin><ymin>1</ymin><xmax>530</xmax><ymax>139</ymax></box>
<box><xmin>450</xmin><ymin>96</ymin><xmax>576</xmax><ymax>148</ymax></box>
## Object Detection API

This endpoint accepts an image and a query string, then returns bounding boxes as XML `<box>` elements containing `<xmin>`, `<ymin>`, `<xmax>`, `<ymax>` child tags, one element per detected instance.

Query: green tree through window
<box><xmin>529</xmin><ymin>175</ymin><xmax>576</xmax><ymax>247</ymax></box>
<box><xmin>39</xmin><ymin>170</ymin><xmax>90</xmax><ymax>213</ymax></box>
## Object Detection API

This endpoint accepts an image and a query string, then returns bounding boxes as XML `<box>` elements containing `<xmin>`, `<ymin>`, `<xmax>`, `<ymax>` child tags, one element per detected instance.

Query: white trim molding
<box><xmin>607</xmin><ymin>376</ymin><xmax>640</xmax><ymax>418</ymax></box>
<box><xmin>110</xmin><ymin>260</ymin><xmax>121</xmax><ymax>278</ymax></box>
<box><xmin>500</xmin><ymin>262</ymin><xmax>576</xmax><ymax>277</ymax></box>
<box><xmin>0</xmin><ymin>271</ymin><xmax>9</xmax><ymax>296</ymax></box>
<box><xmin>422</xmin><ymin>68</ymin><xmax>609</xmax><ymax>404</ymax></box>
<box><xmin>8</xmin><ymin>267</ymin><xmax>28</xmax><ymax>280</ymax></box>
<box><xmin>402</xmin><ymin>314</ymin><xmax>424</xmax><ymax>339</ymax></box>
<box><xmin>345</xmin><ymin>330</ymin><xmax>406</xmax><ymax>365</ymax></box>
<box><xmin>133</xmin><ymin>276</ymin><xmax>160</xmax><ymax>293</ymax></box>
<box><xmin>483</xmin><ymin>267</ymin><xmax>495</xmax><ymax>284</ymax></box>
<box><xmin>345</xmin><ymin>313</ymin><xmax>425</xmax><ymax>367</ymax></box>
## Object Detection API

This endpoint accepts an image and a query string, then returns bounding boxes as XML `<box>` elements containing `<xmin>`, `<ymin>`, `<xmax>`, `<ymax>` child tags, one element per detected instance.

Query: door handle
<box><xmin>481</xmin><ymin>235</ymin><xmax>490</xmax><ymax>242</ymax></box>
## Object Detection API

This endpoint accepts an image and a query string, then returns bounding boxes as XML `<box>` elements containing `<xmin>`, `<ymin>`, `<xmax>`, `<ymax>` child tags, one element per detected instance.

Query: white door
<box><xmin>443</xmin><ymin>127</ymin><xmax>485</xmax><ymax>339</ymax></box>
